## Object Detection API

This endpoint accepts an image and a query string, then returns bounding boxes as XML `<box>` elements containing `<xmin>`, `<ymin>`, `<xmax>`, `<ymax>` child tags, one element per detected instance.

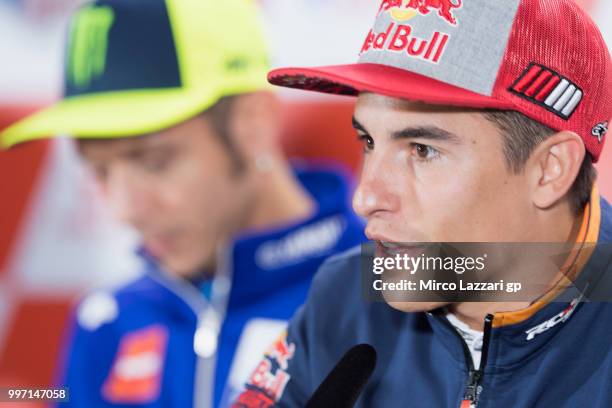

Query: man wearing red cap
<box><xmin>234</xmin><ymin>0</ymin><xmax>612</xmax><ymax>406</ymax></box>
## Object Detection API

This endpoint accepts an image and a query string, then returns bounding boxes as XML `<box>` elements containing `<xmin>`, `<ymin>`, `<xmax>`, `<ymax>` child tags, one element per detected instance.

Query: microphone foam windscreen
<box><xmin>305</xmin><ymin>343</ymin><xmax>377</xmax><ymax>408</ymax></box>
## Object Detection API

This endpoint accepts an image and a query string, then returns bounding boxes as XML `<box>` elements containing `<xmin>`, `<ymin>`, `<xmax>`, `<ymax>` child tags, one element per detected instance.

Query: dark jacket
<box><xmin>236</xmin><ymin>194</ymin><xmax>612</xmax><ymax>407</ymax></box>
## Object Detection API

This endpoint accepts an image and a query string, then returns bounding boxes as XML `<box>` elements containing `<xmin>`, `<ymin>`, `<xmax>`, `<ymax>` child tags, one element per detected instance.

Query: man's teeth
<box><xmin>380</xmin><ymin>241</ymin><xmax>402</xmax><ymax>249</ymax></box>
<box><xmin>379</xmin><ymin>241</ymin><xmax>426</xmax><ymax>255</ymax></box>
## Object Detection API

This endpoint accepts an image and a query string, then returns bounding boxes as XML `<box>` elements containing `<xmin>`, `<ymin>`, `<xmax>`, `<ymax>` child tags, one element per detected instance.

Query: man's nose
<box><xmin>103</xmin><ymin>169</ymin><xmax>153</xmax><ymax>230</ymax></box>
<box><xmin>352</xmin><ymin>153</ymin><xmax>401</xmax><ymax>219</ymax></box>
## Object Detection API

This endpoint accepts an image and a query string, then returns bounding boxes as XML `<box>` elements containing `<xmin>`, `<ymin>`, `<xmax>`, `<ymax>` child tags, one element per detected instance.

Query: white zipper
<box><xmin>193</xmin><ymin>246</ymin><xmax>233</xmax><ymax>408</ymax></box>
<box><xmin>146</xmin><ymin>248</ymin><xmax>233</xmax><ymax>408</ymax></box>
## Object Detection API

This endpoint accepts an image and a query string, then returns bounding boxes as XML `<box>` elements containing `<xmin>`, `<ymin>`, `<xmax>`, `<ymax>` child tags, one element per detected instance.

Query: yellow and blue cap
<box><xmin>1</xmin><ymin>0</ymin><xmax>270</xmax><ymax>148</ymax></box>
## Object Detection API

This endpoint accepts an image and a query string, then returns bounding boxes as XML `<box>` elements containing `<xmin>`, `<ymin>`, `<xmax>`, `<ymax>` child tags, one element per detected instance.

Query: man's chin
<box><xmin>157</xmin><ymin>254</ymin><xmax>213</xmax><ymax>280</ymax></box>
<box><xmin>386</xmin><ymin>301</ymin><xmax>450</xmax><ymax>313</ymax></box>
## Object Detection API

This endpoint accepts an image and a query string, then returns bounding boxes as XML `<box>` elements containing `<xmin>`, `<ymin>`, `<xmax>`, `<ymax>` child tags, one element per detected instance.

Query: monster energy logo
<box><xmin>67</xmin><ymin>5</ymin><xmax>115</xmax><ymax>89</ymax></box>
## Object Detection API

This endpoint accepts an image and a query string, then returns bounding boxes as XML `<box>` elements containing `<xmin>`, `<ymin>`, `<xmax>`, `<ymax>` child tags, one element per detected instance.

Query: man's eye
<box><xmin>92</xmin><ymin>165</ymin><xmax>108</xmax><ymax>182</ymax></box>
<box><xmin>411</xmin><ymin>143</ymin><xmax>439</xmax><ymax>161</ymax></box>
<box><xmin>358</xmin><ymin>135</ymin><xmax>375</xmax><ymax>152</ymax></box>
<box><xmin>142</xmin><ymin>152</ymin><xmax>173</xmax><ymax>172</ymax></box>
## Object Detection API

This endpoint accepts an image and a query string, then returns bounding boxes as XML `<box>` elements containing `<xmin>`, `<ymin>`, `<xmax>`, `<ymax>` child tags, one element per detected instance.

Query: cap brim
<box><xmin>269</xmin><ymin>63</ymin><xmax>514</xmax><ymax>110</ymax></box>
<box><xmin>1</xmin><ymin>88</ymin><xmax>218</xmax><ymax>148</ymax></box>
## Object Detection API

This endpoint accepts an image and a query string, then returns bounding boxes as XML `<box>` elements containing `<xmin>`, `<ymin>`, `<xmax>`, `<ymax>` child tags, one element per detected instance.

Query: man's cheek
<box><xmin>425</xmin><ymin>200</ymin><xmax>478</xmax><ymax>241</ymax></box>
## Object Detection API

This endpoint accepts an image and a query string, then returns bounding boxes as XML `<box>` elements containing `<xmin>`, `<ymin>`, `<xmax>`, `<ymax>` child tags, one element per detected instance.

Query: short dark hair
<box><xmin>483</xmin><ymin>110</ymin><xmax>596</xmax><ymax>215</ymax></box>
<box><xmin>202</xmin><ymin>95</ymin><xmax>246</xmax><ymax>174</ymax></box>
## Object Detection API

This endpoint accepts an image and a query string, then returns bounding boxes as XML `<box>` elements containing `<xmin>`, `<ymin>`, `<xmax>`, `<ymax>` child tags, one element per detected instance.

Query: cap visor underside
<box><xmin>268</xmin><ymin>63</ymin><xmax>513</xmax><ymax>110</ymax></box>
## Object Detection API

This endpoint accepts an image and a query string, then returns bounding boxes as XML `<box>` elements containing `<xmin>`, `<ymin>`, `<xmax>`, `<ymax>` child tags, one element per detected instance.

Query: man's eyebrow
<box><xmin>352</xmin><ymin>117</ymin><xmax>368</xmax><ymax>134</ymax></box>
<box><xmin>392</xmin><ymin>126</ymin><xmax>460</xmax><ymax>144</ymax></box>
<box><xmin>115</xmin><ymin>133</ymin><xmax>176</xmax><ymax>158</ymax></box>
<box><xmin>121</xmin><ymin>143</ymin><xmax>172</xmax><ymax>160</ymax></box>
<box><xmin>352</xmin><ymin>117</ymin><xmax>460</xmax><ymax>144</ymax></box>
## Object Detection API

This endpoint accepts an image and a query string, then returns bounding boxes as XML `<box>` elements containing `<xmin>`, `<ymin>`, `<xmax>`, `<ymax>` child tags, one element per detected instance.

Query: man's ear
<box><xmin>527</xmin><ymin>131</ymin><xmax>585</xmax><ymax>210</ymax></box>
<box><xmin>227</xmin><ymin>91</ymin><xmax>281</xmax><ymax>160</ymax></box>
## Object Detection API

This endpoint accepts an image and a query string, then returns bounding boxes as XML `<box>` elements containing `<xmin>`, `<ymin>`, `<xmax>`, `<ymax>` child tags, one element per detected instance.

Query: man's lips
<box><xmin>365</xmin><ymin>231</ymin><xmax>399</xmax><ymax>244</ymax></box>
<box><xmin>366</xmin><ymin>229</ymin><xmax>432</xmax><ymax>257</ymax></box>
<box><xmin>144</xmin><ymin>235</ymin><xmax>177</xmax><ymax>258</ymax></box>
<box><xmin>374</xmin><ymin>241</ymin><xmax>429</xmax><ymax>258</ymax></box>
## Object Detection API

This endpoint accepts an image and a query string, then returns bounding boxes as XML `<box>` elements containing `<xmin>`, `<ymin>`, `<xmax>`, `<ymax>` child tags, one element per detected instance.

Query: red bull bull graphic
<box><xmin>378</xmin><ymin>0</ymin><xmax>463</xmax><ymax>26</ymax></box>
<box><xmin>360</xmin><ymin>23</ymin><xmax>450</xmax><ymax>64</ymax></box>
<box><xmin>232</xmin><ymin>331</ymin><xmax>296</xmax><ymax>408</ymax></box>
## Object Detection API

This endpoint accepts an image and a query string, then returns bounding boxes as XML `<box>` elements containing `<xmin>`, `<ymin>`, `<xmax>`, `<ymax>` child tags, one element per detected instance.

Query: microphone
<box><xmin>305</xmin><ymin>344</ymin><xmax>377</xmax><ymax>408</ymax></box>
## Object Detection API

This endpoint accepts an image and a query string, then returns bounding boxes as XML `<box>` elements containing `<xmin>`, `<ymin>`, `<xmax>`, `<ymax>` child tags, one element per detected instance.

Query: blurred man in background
<box><xmin>0</xmin><ymin>0</ymin><xmax>364</xmax><ymax>406</ymax></box>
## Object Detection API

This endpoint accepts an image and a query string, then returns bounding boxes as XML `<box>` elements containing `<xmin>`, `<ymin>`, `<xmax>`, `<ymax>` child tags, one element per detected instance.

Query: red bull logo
<box><xmin>360</xmin><ymin>23</ymin><xmax>450</xmax><ymax>64</ymax></box>
<box><xmin>236</xmin><ymin>331</ymin><xmax>296</xmax><ymax>406</ymax></box>
<box><xmin>379</xmin><ymin>0</ymin><xmax>463</xmax><ymax>26</ymax></box>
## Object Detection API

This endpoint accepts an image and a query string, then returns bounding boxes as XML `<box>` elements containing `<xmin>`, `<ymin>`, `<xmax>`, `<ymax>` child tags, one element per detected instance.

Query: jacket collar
<box><xmin>221</xmin><ymin>167</ymin><xmax>358</xmax><ymax>303</ymax></box>
<box><xmin>492</xmin><ymin>183</ymin><xmax>601</xmax><ymax>328</ymax></box>
<box><xmin>429</xmin><ymin>184</ymin><xmax>609</xmax><ymax>370</ymax></box>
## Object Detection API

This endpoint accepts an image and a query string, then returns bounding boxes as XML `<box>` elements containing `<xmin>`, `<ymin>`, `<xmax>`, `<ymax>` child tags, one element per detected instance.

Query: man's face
<box><xmin>352</xmin><ymin>93</ymin><xmax>534</xmax><ymax>312</ymax></box>
<box><xmin>78</xmin><ymin>115</ymin><xmax>253</xmax><ymax>278</ymax></box>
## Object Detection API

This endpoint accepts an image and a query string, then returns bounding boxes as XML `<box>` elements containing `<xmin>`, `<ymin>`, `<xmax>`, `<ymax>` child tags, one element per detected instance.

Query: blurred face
<box><xmin>78</xmin><ymin>115</ymin><xmax>254</xmax><ymax>278</ymax></box>
<box><xmin>352</xmin><ymin>93</ymin><xmax>533</xmax><ymax>312</ymax></box>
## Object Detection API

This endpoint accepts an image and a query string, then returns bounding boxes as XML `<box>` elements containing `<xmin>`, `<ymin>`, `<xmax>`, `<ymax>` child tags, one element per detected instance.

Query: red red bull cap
<box><xmin>268</xmin><ymin>0</ymin><xmax>612</xmax><ymax>162</ymax></box>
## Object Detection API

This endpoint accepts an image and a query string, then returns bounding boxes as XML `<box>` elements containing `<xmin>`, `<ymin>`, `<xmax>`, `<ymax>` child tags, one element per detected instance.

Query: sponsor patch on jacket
<box><xmin>232</xmin><ymin>331</ymin><xmax>296</xmax><ymax>408</ymax></box>
<box><xmin>525</xmin><ymin>296</ymin><xmax>581</xmax><ymax>341</ymax></box>
<box><xmin>255</xmin><ymin>216</ymin><xmax>345</xmax><ymax>270</ymax></box>
<box><xmin>102</xmin><ymin>325</ymin><xmax>168</xmax><ymax>403</ymax></box>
